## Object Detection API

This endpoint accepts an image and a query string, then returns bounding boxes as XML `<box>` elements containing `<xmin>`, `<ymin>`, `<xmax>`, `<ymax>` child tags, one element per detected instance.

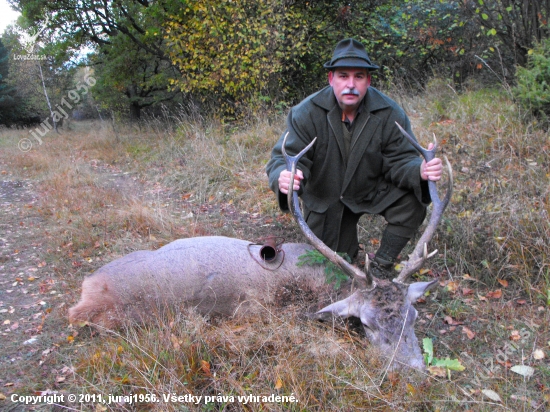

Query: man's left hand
<box><xmin>420</xmin><ymin>143</ymin><xmax>443</xmax><ymax>181</ymax></box>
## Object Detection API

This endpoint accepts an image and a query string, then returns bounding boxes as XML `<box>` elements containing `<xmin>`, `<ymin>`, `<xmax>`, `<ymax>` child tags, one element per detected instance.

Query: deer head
<box><xmin>282</xmin><ymin>124</ymin><xmax>453</xmax><ymax>371</ymax></box>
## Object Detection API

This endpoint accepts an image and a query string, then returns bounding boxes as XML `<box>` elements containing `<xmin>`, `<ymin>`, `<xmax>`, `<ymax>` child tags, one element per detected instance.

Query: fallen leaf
<box><xmin>482</xmin><ymin>389</ymin><xmax>502</xmax><ymax>402</ymax></box>
<box><xmin>510</xmin><ymin>330</ymin><xmax>521</xmax><ymax>341</ymax></box>
<box><xmin>462</xmin><ymin>288</ymin><xmax>474</xmax><ymax>296</ymax></box>
<box><xmin>200</xmin><ymin>360</ymin><xmax>212</xmax><ymax>377</ymax></box>
<box><xmin>428</xmin><ymin>366</ymin><xmax>447</xmax><ymax>377</ymax></box>
<box><xmin>486</xmin><ymin>289</ymin><xmax>502</xmax><ymax>299</ymax></box>
<box><xmin>274</xmin><ymin>378</ymin><xmax>283</xmax><ymax>389</ymax></box>
<box><xmin>510</xmin><ymin>365</ymin><xmax>534</xmax><ymax>378</ymax></box>
<box><xmin>0</xmin><ymin>393</ymin><xmax>5</xmax><ymax>400</ymax></box>
<box><xmin>497</xmin><ymin>279</ymin><xmax>508</xmax><ymax>287</ymax></box>
<box><xmin>444</xmin><ymin>316</ymin><xmax>463</xmax><ymax>326</ymax></box>
<box><xmin>462</xmin><ymin>326</ymin><xmax>476</xmax><ymax>340</ymax></box>
<box><xmin>496</xmin><ymin>359</ymin><xmax>512</xmax><ymax>368</ymax></box>
<box><xmin>516</xmin><ymin>299</ymin><xmax>527</xmax><ymax>305</ymax></box>
<box><xmin>533</xmin><ymin>349</ymin><xmax>545</xmax><ymax>360</ymax></box>
<box><xmin>445</xmin><ymin>281</ymin><xmax>459</xmax><ymax>293</ymax></box>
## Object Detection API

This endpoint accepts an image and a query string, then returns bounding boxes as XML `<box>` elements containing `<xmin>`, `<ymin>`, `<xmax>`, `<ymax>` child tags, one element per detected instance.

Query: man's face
<box><xmin>328</xmin><ymin>68</ymin><xmax>371</xmax><ymax>113</ymax></box>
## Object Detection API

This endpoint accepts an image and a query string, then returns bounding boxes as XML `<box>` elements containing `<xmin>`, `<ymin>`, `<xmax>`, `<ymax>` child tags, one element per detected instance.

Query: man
<box><xmin>266</xmin><ymin>38</ymin><xmax>442</xmax><ymax>278</ymax></box>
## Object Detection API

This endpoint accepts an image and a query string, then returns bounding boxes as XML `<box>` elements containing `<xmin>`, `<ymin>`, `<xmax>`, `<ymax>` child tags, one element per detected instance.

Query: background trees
<box><xmin>2</xmin><ymin>0</ymin><xmax>550</xmax><ymax>124</ymax></box>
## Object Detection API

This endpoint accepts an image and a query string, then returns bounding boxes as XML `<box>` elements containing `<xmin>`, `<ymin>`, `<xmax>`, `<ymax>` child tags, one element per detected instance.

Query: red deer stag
<box><xmin>69</xmin><ymin>122</ymin><xmax>452</xmax><ymax>370</ymax></box>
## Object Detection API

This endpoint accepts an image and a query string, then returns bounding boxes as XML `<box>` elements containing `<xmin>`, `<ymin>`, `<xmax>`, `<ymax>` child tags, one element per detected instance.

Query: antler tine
<box><xmin>394</xmin><ymin>122</ymin><xmax>453</xmax><ymax>283</ymax></box>
<box><xmin>282</xmin><ymin>133</ymin><xmax>374</xmax><ymax>289</ymax></box>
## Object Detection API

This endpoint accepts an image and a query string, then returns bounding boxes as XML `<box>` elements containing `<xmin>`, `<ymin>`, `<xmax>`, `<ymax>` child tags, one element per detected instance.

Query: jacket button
<box><xmin>340</xmin><ymin>196</ymin><xmax>344</xmax><ymax>200</ymax></box>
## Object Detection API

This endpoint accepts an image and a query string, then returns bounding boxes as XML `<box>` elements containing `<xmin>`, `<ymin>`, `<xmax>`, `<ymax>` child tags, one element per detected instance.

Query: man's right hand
<box><xmin>278</xmin><ymin>169</ymin><xmax>304</xmax><ymax>194</ymax></box>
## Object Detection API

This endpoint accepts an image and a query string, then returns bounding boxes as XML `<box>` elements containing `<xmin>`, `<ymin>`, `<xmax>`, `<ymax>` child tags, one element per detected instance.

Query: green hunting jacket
<box><xmin>266</xmin><ymin>85</ymin><xmax>430</xmax><ymax>218</ymax></box>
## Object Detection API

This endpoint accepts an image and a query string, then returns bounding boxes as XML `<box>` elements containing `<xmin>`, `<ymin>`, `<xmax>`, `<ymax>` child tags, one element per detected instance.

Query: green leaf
<box><xmin>422</xmin><ymin>338</ymin><xmax>434</xmax><ymax>365</ymax></box>
<box><xmin>433</xmin><ymin>357</ymin><xmax>466</xmax><ymax>371</ymax></box>
<box><xmin>481</xmin><ymin>13</ymin><xmax>489</xmax><ymax>20</ymax></box>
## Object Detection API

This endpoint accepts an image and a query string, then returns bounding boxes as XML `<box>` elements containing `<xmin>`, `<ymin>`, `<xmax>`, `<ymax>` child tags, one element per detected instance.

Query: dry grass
<box><xmin>0</xmin><ymin>80</ymin><xmax>549</xmax><ymax>411</ymax></box>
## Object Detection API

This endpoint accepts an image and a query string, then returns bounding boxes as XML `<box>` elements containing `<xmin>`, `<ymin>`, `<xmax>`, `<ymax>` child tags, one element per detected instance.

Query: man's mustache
<box><xmin>342</xmin><ymin>88</ymin><xmax>360</xmax><ymax>96</ymax></box>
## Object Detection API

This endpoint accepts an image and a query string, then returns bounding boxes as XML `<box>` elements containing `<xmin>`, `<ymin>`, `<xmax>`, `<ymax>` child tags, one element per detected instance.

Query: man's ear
<box><xmin>366</xmin><ymin>72</ymin><xmax>371</xmax><ymax>88</ymax></box>
<box><xmin>328</xmin><ymin>70</ymin><xmax>334</xmax><ymax>86</ymax></box>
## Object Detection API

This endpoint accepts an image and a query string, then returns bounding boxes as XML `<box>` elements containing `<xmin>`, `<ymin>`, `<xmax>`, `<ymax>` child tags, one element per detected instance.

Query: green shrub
<box><xmin>514</xmin><ymin>37</ymin><xmax>550</xmax><ymax>118</ymax></box>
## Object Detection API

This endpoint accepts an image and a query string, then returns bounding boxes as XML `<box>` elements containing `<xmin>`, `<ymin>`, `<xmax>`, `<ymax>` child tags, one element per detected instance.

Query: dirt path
<box><xmin>0</xmin><ymin>171</ymin><xmax>70</xmax><ymax>399</ymax></box>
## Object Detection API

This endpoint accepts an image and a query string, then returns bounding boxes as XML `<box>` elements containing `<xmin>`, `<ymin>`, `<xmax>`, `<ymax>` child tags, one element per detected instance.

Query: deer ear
<box><xmin>315</xmin><ymin>293</ymin><xmax>361</xmax><ymax>319</ymax></box>
<box><xmin>406</xmin><ymin>280</ymin><xmax>438</xmax><ymax>304</ymax></box>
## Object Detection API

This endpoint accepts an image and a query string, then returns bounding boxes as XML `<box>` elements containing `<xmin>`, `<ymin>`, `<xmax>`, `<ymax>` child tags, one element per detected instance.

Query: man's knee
<box><xmin>383</xmin><ymin>193</ymin><xmax>427</xmax><ymax>238</ymax></box>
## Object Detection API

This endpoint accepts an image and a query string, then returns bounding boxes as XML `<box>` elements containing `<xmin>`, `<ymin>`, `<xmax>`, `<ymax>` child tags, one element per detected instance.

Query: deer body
<box><xmin>69</xmin><ymin>236</ymin><xmax>329</xmax><ymax>327</ymax></box>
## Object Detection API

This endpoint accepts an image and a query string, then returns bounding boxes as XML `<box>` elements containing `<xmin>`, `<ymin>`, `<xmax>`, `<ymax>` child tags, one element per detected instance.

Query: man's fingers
<box><xmin>279</xmin><ymin>169</ymin><xmax>303</xmax><ymax>194</ymax></box>
<box><xmin>421</xmin><ymin>157</ymin><xmax>443</xmax><ymax>181</ymax></box>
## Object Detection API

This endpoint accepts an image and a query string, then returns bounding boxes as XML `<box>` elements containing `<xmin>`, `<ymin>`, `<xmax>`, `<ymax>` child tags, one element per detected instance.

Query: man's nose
<box><xmin>346</xmin><ymin>77</ymin><xmax>356</xmax><ymax>88</ymax></box>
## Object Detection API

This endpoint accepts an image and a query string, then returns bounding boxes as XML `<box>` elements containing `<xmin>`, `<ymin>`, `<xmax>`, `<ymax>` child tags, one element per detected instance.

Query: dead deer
<box><xmin>69</xmin><ymin>122</ymin><xmax>452</xmax><ymax>371</ymax></box>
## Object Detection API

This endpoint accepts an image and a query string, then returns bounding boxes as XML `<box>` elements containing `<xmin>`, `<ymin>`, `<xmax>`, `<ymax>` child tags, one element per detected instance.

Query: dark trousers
<box><xmin>305</xmin><ymin>192</ymin><xmax>427</xmax><ymax>258</ymax></box>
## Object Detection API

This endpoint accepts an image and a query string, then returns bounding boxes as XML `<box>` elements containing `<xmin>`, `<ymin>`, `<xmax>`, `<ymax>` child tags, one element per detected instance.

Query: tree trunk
<box><xmin>129</xmin><ymin>102</ymin><xmax>141</xmax><ymax>121</ymax></box>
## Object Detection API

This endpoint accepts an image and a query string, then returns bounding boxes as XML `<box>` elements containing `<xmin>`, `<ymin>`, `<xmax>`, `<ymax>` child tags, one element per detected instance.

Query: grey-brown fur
<box><xmin>69</xmin><ymin>236</ymin><xmax>327</xmax><ymax>327</ymax></box>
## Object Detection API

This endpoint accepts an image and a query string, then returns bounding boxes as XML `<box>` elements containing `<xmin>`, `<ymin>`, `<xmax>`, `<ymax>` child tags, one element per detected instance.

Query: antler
<box><xmin>282</xmin><ymin>133</ymin><xmax>373</xmax><ymax>289</ymax></box>
<box><xmin>393</xmin><ymin>122</ymin><xmax>453</xmax><ymax>283</ymax></box>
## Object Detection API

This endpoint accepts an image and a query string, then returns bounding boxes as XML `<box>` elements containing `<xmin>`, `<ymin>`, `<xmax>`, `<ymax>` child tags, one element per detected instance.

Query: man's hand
<box><xmin>420</xmin><ymin>143</ymin><xmax>443</xmax><ymax>181</ymax></box>
<box><xmin>278</xmin><ymin>169</ymin><xmax>304</xmax><ymax>194</ymax></box>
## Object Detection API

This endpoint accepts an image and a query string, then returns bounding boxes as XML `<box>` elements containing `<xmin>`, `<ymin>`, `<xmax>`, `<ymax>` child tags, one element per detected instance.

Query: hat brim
<box><xmin>324</xmin><ymin>57</ymin><xmax>379</xmax><ymax>71</ymax></box>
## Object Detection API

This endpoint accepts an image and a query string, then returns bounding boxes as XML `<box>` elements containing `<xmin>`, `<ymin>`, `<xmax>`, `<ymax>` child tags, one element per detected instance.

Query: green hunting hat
<box><xmin>324</xmin><ymin>38</ymin><xmax>379</xmax><ymax>71</ymax></box>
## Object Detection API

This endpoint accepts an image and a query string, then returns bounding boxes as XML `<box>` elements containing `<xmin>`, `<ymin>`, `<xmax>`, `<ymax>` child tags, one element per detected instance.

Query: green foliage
<box><xmin>297</xmin><ymin>249</ymin><xmax>351</xmax><ymax>289</ymax></box>
<box><xmin>0</xmin><ymin>39</ymin><xmax>16</xmax><ymax>113</ymax></box>
<box><xmin>14</xmin><ymin>0</ymin><xmax>550</xmax><ymax>118</ymax></box>
<box><xmin>422</xmin><ymin>337</ymin><xmax>465</xmax><ymax>379</ymax></box>
<box><xmin>165</xmin><ymin>0</ymin><xmax>282</xmax><ymax>117</ymax></box>
<box><xmin>514</xmin><ymin>37</ymin><xmax>550</xmax><ymax>117</ymax></box>
<box><xmin>0</xmin><ymin>37</ymin><xmax>33</xmax><ymax>126</ymax></box>
<box><xmin>465</xmin><ymin>0</ymin><xmax>550</xmax><ymax>67</ymax></box>
<box><xmin>91</xmin><ymin>32</ymin><xmax>179</xmax><ymax>119</ymax></box>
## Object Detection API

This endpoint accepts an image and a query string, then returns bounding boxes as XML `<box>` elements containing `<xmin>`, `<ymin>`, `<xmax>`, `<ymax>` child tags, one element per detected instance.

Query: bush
<box><xmin>514</xmin><ymin>37</ymin><xmax>550</xmax><ymax>118</ymax></box>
